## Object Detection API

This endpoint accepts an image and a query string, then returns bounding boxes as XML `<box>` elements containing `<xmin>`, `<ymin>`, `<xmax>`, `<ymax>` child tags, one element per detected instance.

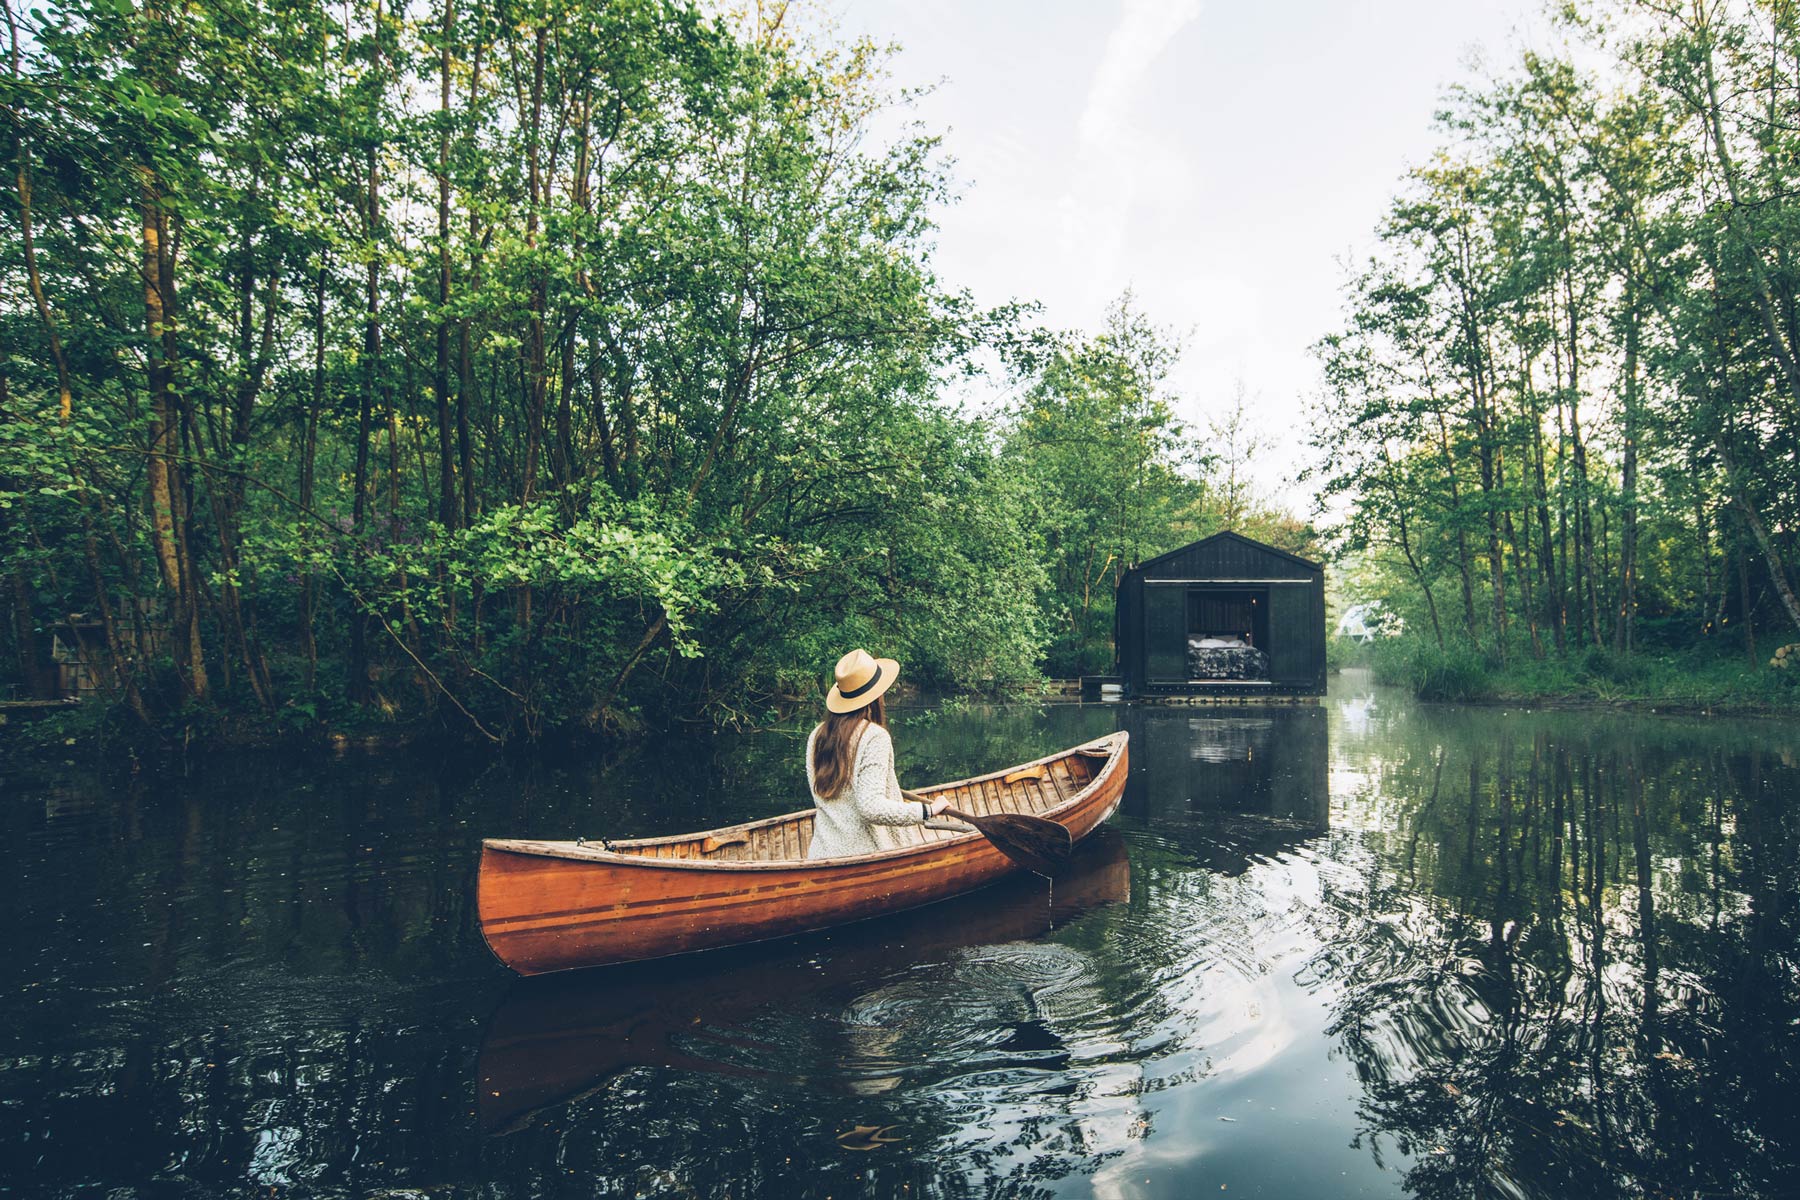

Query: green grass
<box><xmin>1360</xmin><ymin>634</ymin><xmax>1800</xmax><ymax>713</ymax></box>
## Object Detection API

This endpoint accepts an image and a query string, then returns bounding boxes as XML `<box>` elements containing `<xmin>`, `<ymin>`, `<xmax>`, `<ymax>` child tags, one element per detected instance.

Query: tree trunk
<box><xmin>349</xmin><ymin>9</ymin><xmax>383</xmax><ymax>704</ymax></box>
<box><xmin>1693</xmin><ymin>450</ymin><xmax>1715</xmax><ymax>638</ymax></box>
<box><xmin>556</xmin><ymin>323</ymin><xmax>576</xmax><ymax>491</ymax></box>
<box><xmin>1527</xmin><ymin>350</ymin><xmax>1564</xmax><ymax>654</ymax></box>
<box><xmin>1735</xmin><ymin>533</ymin><xmax>1758</xmax><ymax>664</ymax></box>
<box><xmin>1564</xmin><ymin>268</ymin><xmax>1602</xmax><ymax>648</ymax></box>
<box><xmin>516</xmin><ymin>22</ymin><xmax>548</xmax><ymax>638</ymax></box>
<box><xmin>588</xmin><ymin>330</ymin><xmax>623</xmax><ymax>491</ymax></box>
<box><xmin>1615</xmin><ymin>281</ymin><xmax>1641</xmax><ymax>652</ymax></box>
<box><xmin>13</xmin><ymin>156</ymin><xmax>73</xmax><ymax>424</ymax></box>
<box><xmin>300</xmin><ymin>257</ymin><xmax>324</xmax><ymax>692</ymax></box>
<box><xmin>141</xmin><ymin>170</ymin><xmax>208</xmax><ymax>699</ymax></box>
<box><xmin>1506</xmin><ymin>504</ymin><xmax>1541</xmax><ymax>660</ymax></box>
<box><xmin>522</xmin><ymin>22</ymin><xmax>547</xmax><ymax>508</ymax></box>
<box><xmin>458</xmin><ymin>34</ymin><xmax>483</xmax><ymax>531</ymax></box>
<box><xmin>1719</xmin><ymin>439</ymin><xmax>1800</xmax><ymax>633</ymax></box>
<box><xmin>436</xmin><ymin>0</ymin><xmax>458</xmax><ymax>534</ymax></box>
<box><xmin>1434</xmin><ymin>411</ymin><xmax>1480</xmax><ymax>644</ymax></box>
<box><xmin>1454</xmin><ymin>229</ymin><xmax>1508</xmax><ymax>656</ymax></box>
<box><xmin>1551</xmin><ymin>321</ymin><xmax>1577</xmax><ymax>649</ymax></box>
<box><xmin>1390</xmin><ymin>467</ymin><xmax>1443</xmax><ymax>647</ymax></box>
<box><xmin>349</xmin><ymin>150</ymin><xmax>377</xmax><ymax>702</ymax></box>
<box><xmin>1697</xmin><ymin>24</ymin><xmax>1800</xmax><ymax>417</ymax></box>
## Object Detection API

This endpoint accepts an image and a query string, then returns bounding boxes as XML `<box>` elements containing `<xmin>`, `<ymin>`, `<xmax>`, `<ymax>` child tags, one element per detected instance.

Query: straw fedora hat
<box><xmin>826</xmin><ymin>648</ymin><xmax>900</xmax><ymax>714</ymax></box>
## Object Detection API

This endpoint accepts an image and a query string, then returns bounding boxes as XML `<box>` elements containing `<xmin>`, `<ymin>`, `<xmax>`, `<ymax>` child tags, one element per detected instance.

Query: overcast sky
<box><xmin>832</xmin><ymin>0</ymin><xmax>1557</xmax><ymax>510</ymax></box>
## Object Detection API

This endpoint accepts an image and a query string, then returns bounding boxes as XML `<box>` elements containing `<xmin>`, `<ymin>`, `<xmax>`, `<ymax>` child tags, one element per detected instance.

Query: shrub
<box><xmin>1326</xmin><ymin>635</ymin><xmax>1358</xmax><ymax>673</ymax></box>
<box><xmin>1370</xmin><ymin>636</ymin><xmax>1494</xmax><ymax>701</ymax></box>
<box><xmin>1578</xmin><ymin>646</ymin><xmax>1646</xmax><ymax>686</ymax></box>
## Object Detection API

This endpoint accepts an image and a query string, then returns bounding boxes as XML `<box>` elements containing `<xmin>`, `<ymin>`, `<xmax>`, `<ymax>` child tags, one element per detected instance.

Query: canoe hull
<box><xmin>478</xmin><ymin>733</ymin><xmax>1128</xmax><ymax>974</ymax></box>
<box><xmin>476</xmin><ymin>830</ymin><xmax>1132</xmax><ymax>1133</ymax></box>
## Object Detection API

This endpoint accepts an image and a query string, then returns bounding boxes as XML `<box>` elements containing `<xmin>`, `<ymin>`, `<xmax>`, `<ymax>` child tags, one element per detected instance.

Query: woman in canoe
<box><xmin>806</xmin><ymin>649</ymin><xmax>951</xmax><ymax>858</ymax></box>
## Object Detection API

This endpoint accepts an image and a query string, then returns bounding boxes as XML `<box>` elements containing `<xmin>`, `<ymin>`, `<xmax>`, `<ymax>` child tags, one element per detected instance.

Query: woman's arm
<box><xmin>850</xmin><ymin>729</ymin><xmax>931</xmax><ymax>826</ymax></box>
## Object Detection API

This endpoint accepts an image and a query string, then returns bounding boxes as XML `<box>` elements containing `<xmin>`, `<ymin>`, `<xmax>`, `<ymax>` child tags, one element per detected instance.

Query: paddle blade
<box><xmin>944</xmin><ymin>809</ymin><xmax>1073</xmax><ymax>877</ymax></box>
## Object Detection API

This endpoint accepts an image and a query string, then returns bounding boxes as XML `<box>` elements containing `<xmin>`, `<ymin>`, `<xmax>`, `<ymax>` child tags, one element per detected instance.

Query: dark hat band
<box><xmin>839</xmin><ymin>663</ymin><xmax>884</xmax><ymax>700</ymax></box>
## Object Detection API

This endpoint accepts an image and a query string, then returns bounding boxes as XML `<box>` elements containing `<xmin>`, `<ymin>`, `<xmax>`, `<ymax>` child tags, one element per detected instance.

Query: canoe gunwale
<box><xmin>481</xmin><ymin>731</ymin><xmax>1127</xmax><ymax>874</ymax></box>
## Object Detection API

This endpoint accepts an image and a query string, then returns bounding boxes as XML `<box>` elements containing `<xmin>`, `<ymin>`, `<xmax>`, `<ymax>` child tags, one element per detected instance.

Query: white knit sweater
<box><xmin>805</xmin><ymin>723</ymin><xmax>927</xmax><ymax>859</ymax></box>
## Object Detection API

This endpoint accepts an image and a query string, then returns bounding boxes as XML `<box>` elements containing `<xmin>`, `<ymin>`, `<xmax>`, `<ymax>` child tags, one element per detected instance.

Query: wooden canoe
<box><xmin>476</xmin><ymin>829</ymin><xmax>1131</xmax><ymax>1133</ymax></box>
<box><xmin>477</xmin><ymin>731</ymin><xmax>1128</xmax><ymax>974</ymax></box>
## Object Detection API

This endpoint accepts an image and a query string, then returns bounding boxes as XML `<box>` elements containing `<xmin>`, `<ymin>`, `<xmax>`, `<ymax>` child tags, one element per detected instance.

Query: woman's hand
<box><xmin>905</xmin><ymin>790</ymin><xmax>953</xmax><ymax>820</ymax></box>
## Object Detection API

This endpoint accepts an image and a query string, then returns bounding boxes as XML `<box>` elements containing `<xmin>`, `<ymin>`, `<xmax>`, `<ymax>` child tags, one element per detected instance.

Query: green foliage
<box><xmin>1325</xmin><ymin>635</ymin><xmax>1368</xmax><ymax>673</ymax></box>
<box><xmin>1369</xmin><ymin>628</ymin><xmax>1800</xmax><ymax>712</ymax></box>
<box><xmin>1577</xmin><ymin>646</ymin><xmax>1646</xmax><ymax>687</ymax></box>
<box><xmin>1370</xmin><ymin>637</ymin><xmax>1495</xmax><ymax>702</ymax></box>
<box><xmin>1314</xmin><ymin>0</ymin><xmax>1800</xmax><ymax>704</ymax></box>
<box><xmin>1006</xmin><ymin>295</ymin><xmax>1212</xmax><ymax>677</ymax></box>
<box><xmin>0</xmin><ymin>0</ymin><xmax>1312</xmax><ymax>742</ymax></box>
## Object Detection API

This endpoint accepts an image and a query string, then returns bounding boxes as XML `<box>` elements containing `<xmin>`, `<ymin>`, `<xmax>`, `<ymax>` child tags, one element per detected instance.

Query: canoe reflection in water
<box><xmin>476</xmin><ymin>829</ymin><xmax>1132</xmax><ymax>1135</ymax></box>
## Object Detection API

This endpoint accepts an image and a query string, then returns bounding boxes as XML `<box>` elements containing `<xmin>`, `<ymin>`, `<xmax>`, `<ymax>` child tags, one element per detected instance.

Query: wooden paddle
<box><xmin>905</xmin><ymin>790</ymin><xmax>1073</xmax><ymax>877</ymax></box>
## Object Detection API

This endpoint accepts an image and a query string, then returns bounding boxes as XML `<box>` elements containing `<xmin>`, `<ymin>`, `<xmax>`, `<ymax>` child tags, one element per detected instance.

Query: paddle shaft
<box><xmin>906</xmin><ymin>789</ymin><xmax>1074</xmax><ymax>876</ymax></box>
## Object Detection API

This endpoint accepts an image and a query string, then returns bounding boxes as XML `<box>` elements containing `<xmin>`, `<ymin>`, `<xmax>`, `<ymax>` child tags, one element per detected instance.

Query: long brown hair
<box><xmin>811</xmin><ymin>696</ymin><xmax>886</xmax><ymax>799</ymax></box>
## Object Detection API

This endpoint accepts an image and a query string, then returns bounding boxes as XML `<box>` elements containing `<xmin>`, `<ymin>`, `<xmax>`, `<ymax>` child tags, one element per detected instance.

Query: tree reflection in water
<box><xmin>2</xmin><ymin>690</ymin><xmax>1797</xmax><ymax>1197</ymax></box>
<box><xmin>1312</xmin><ymin>699</ymin><xmax>1800</xmax><ymax>1199</ymax></box>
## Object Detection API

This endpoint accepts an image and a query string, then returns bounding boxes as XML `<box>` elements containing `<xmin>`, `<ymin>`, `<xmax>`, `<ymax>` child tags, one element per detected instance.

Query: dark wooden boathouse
<box><xmin>1113</xmin><ymin>531</ymin><xmax>1326</xmax><ymax>698</ymax></box>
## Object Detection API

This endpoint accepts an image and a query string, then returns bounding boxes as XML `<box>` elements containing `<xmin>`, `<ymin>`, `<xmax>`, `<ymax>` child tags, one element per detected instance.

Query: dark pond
<box><xmin>4</xmin><ymin>674</ymin><xmax>1799</xmax><ymax>1198</ymax></box>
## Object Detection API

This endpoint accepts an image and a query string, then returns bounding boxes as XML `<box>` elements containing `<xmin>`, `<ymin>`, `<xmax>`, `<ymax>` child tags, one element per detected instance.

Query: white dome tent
<box><xmin>1336</xmin><ymin>602</ymin><xmax>1400</xmax><ymax>643</ymax></box>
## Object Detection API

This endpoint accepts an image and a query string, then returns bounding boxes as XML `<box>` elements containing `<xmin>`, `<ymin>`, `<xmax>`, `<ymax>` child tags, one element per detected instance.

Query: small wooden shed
<box><xmin>45</xmin><ymin>604</ymin><xmax>164</xmax><ymax>701</ymax></box>
<box><xmin>1114</xmin><ymin>531</ymin><xmax>1326</xmax><ymax>697</ymax></box>
<box><xmin>50</xmin><ymin>618</ymin><xmax>111</xmax><ymax>699</ymax></box>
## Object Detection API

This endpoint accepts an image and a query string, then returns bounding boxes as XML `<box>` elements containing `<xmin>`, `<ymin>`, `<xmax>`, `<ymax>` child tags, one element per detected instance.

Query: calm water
<box><xmin>3</xmin><ymin>675</ymin><xmax>1799</xmax><ymax>1198</ymax></box>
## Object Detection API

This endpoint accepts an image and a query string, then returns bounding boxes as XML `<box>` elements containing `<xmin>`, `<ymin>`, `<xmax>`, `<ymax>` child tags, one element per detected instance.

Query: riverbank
<box><xmin>0</xmin><ymin>680</ymin><xmax>1008</xmax><ymax>767</ymax></box>
<box><xmin>8</xmin><ymin>650</ymin><xmax>1792</xmax><ymax>771</ymax></box>
<box><xmin>1355</xmin><ymin>639</ymin><xmax>1800</xmax><ymax>718</ymax></box>
<box><xmin>0</xmin><ymin>698</ymin><xmax>480</xmax><ymax>768</ymax></box>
